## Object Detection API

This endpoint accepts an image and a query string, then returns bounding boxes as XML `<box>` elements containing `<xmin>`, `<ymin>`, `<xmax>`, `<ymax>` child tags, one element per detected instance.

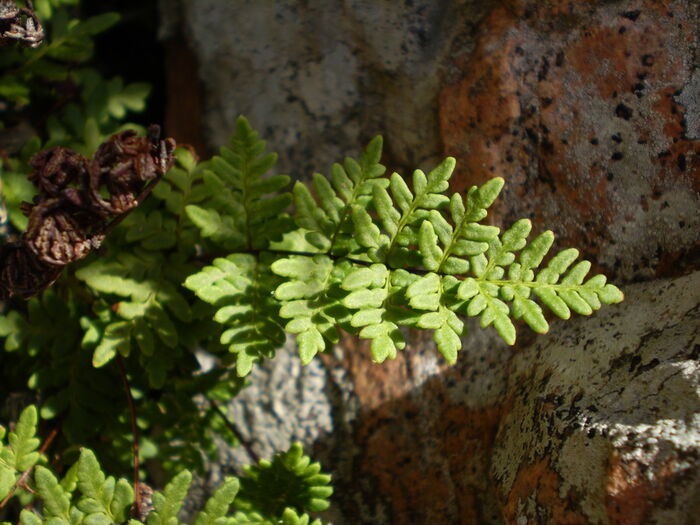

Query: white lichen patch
<box><xmin>492</xmin><ymin>270</ymin><xmax>700</xmax><ymax>523</ymax></box>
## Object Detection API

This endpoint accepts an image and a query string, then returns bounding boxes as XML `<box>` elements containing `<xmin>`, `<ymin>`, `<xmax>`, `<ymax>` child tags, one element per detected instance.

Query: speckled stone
<box><xmin>440</xmin><ymin>0</ymin><xmax>699</xmax><ymax>282</ymax></box>
<box><xmin>493</xmin><ymin>270</ymin><xmax>700</xmax><ymax>524</ymax></box>
<box><xmin>163</xmin><ymin>1</ymin><xmax>700</xmax><ymax>523</ymax></box>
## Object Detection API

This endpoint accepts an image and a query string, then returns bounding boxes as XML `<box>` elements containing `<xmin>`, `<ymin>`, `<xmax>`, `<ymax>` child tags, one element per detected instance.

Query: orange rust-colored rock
<box><xmin>440</xmin><ymin>0</ymin><xmax>699</xmax><ymax>281</ymax></box>
<box><xmin>605</xmin><ymin>454</ymin><xmax>677</xmax><ymax>525</ymax></box>
<box><xmin>503</xmin><ymin>457</ymin><xmax>589</xmax><ymax>524</ymax></box>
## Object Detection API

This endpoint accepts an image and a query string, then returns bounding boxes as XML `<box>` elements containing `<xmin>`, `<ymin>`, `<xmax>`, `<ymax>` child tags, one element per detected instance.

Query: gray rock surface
<box><xmin>162</xmin><ymin>0</ymin><xmax>492</xmax><ymax>177</ymax></box>
<box><xmin>493</xmin><ymin>271</ymin><xmax>700</xmax><ymax>524</ymax></box>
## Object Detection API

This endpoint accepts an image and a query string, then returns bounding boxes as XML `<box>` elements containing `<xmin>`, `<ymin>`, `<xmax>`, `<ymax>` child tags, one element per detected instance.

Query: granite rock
<box><xmin>163</xmin><ymin>1</ymin><xmax>699</xmax><ymax>523</ymax></box>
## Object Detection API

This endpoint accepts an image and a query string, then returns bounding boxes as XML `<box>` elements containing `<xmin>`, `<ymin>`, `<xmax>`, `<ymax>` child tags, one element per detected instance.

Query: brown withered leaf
<box><xmin>2</xmin><ymin>126</ymin><xmax>176</xmax><ymax>299</ymax></box>
<box><xmin>0</xmin><ymin>0</ymin><xmax>43</xmax><ymax>48</ymax></box>
<box><xmin>89</xmin><ymin>126</ymin><xmax>175</xmax><ymax>215</ymax></box>
<box><xmin>0</xmin><ymin>242</ymin><xmax>61</xmax><ymax>299</ymax></box>
<box><xmin>23</xmin><ymin>198</ymin><xmax>99</xmax><ymax>266</ymax></box>
<box><xmin>29</xmin><ymin>147</ymin><xmax>88</xmax><ymax>197</ymax></box>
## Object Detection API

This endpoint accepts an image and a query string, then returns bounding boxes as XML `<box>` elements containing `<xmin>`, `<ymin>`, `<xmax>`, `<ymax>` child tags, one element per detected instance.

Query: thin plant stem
<box><xmin>115</xmin><ymin>355</ymin><xmax>141</xmax><ymax>518</ymax></box>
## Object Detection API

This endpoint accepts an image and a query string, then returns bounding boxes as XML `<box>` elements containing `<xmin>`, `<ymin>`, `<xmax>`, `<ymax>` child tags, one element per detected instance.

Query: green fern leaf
<box><xmin>423</xmin><ymin>178</ymin><xmax>504</xmax><ymax>274</ymax></box>
<box><xmin>281</xmin><ymin>508</ymin><xmax>325</xmax><ymax>525</ymax></box>
<box><xmin>195</xmin><ymin>477</ymin><xmax>239</xmax><ymax>525</ymax></box>
<box><xmin>147</xmin><ymin>470</ymin><xmax>192</xmax><ymax>525</ymax></box>
<box><xmin>186</xmin><ymin>116</ymin><xmax>292</xmax><ymax>251</ymax></box>
<box><xmin>7</xmin><ymin>405</ymin><xmax>41</xmax><ymax>472</ymax></box>
<box><xmin>365</xmin><ymin>158</ymin><xmax>453</xmax><ymax>266</ymax></box>
<box><xmin>272</xmin><ymin>256</ymin><xmax>351</xmax><ymax>364</ymax></box>
<box><xmin>340</xmin><ymin>264</ymin><xmax>406</xmax><ymax>362</ymax></box>
<box><xmin>406</xmin><ymin>273</ymin><xmax>465</xmax><ymax>362</ymax></box>
<box><xmin>235</xmin><ymin>443</ymin><xmax>332</xmax><ymax>520</ymax></box>
<box><xmin>293</xmin><ymin>136</ymin><xmax>386</xmax><ymax>254</ymax></box>
<box><xmin>76</xmin><ymin>449</ymin><xmax>133</xmax><ymax>525</ymax></box>
<box><xmin>184</xmin><ymin>254</ymin><xmax>285</xmax><ymax>376</ymax></box>
<box><xmin>34</xmin><ymin>466</ymin><xmax>74</xmax><ymax>523</ymax></box>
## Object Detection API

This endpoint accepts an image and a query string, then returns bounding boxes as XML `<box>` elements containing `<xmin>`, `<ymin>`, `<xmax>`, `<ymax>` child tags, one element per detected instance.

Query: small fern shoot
<box><xmin>1</xmin><ymin>407</ymin><xmax>331</xmax><ymax>525</ymax></box>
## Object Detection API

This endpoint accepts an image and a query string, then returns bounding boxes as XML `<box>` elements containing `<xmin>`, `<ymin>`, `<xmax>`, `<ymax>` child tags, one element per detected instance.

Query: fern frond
<box><xmin>184</xmin><ymin>253</ymin><xmax>285</xmax><ymax>376</ymax></box>
<box><xmin>351</xmin><ymin>158</ymin><xmax>453</xmax><ymax>267</ymax></box>
<box><xmin>455</xmin><ymin>220</ymin><xmax>624</xmax><ymax>344</ymax></box>
<box><xmin>75</xmin><ymin>251</ymin><xmax>191</xmax><ymax>376</ymax></box>
<box><xmin>76</xmin><ymin>449</ymin><xmax>134</xmax><ymax>524</ymax></box>
<box><xmin>293</xmin><ymin>136</ymin><xmax>386</xmax><ymax>255</ymax></box>
<box><xmin>340</xmin><ymin>263</ymin><xmax>406</xmax><ymax>362</ymax></box>
<box><xmin>0</xmin><ymin>406</ymin><xmax>42</xmax><ymax>502</ymax></box>
<box><xmin>147</xmin><ymin>470</ymin><xmax>192</xmax><ymax>525</ymax></box>
<box><xmin>235</xmin><ymin>443</ymin><xmax>332</xmax><ymax>520</ymax></box>
<box><xmin>271</xmin><ymin>255</ymin><xmax>351</xmax><ymax>364</ymax></box>
<box><xmin>33</xmin><ymin>466</ymin><xmax>75</xmax><ymax>523</ymax></box>
<box><xmin>186</xmin><ymin>116</ymin><xmax>292</xmax><ymax>251</ymax></box>
<box><xmin>418</xmin><ymin>178</ymin><xmax>503</xmax><ymax>273</ymax></box>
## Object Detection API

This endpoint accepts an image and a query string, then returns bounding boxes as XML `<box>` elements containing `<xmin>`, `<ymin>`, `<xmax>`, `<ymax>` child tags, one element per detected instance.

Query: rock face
<box><xmin>162</xmin><ymin>0</ymin><xmax>699</xmax><ymax>523</ymax></box>
<box><xmin>493</xmin><ymin>271</ymin><xmax>699</xmax><ymax>524</ymax></box>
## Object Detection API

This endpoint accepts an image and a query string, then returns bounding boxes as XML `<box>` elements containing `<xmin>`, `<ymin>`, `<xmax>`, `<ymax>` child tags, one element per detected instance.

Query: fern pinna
<box><xmin>0</xmin><ymin>406</ymin><xmax>331</xmax><ymax>525</ymax></box>
<box><xmin>185</xmin><ymin>117</ymin><xmax>623</xmax><ymax>374</ymax></box>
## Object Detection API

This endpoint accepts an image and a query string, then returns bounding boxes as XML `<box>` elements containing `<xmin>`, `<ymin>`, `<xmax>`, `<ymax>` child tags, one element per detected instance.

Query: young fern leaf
<box><xmin>456</xmin><ymin>220</ymin><xmax>624</xmax><ymax>344</ymax></box>
<box><xmin>340</xmin><ymin>264</ymin><xmax>405</xmax><ymax>363</ymax></box>
<box><xmin>4</xmin><ymin>404</ymin><xmax>41</xmax><ymax>472</ymax></box>
<box><xmin>147</xmin><ymin>470</ymin><xmax>192</xmax><ymax>525</ymax></box>
<box><xmin>418</xmin><ymin>178</ymin><xmax>503</xmax><ymax>273</ymax></box>
<box><xmin>195</xmin><ymin>477</ymin><xmax>239</xmax><ymax>525</ymax></box>
<box><xmin>76</xmin><ymin>449</ymin><xmax>134</xmax><ymax>525</ymax></box>
<box><xmin>182</xmin><ymin>121</ymin><xmax>622</xmax><ymax>368</ymax></box>
<box><xmin>76</xmin><ymin>250</ymin><xmax>191</xmax><ymax>381</ymax></box>
<box><xmin>351</xmin><ymin>158</ymin><xmax>453</xmax><ymax>267</ymax></box>
<box><xmin>235</xmin><ymin>443</ymin><xmax>332</xmax><ymax>520</ymax></box>
<box><xmin>184</xmin><ymin>253</ymin><xmax>285</xmax><ymax>376</ymax></box>
<box><xmin>272</xmin><ymin>256</ymin><xmax>351</xmax><ymax>364</ymax></box>
<box><xmin>32</xmin><ymin>466</ymin><xmax>81</xmax><ymax>525</ymax></box>
<box><xmin>294</xmin><ymin>136</ymin><xmax>386</xmax><ymax>254</ymax></box>
<box><xmin>0</xmin><ymin>405</ymin><xmax>41</xmax><ymax>501</ymax></box>
<box><xmin>186</xmin><ymin>116</ymin><xmax>292</xmax><ymax>251</ymax></box>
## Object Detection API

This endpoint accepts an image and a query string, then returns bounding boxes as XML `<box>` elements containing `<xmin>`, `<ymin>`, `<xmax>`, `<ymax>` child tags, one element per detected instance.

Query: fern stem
<box><xmin>115</xmin><ymin>355</ymin><xmax>141</xmax><ymax>519</ymax></box>
<box><xmin>209</xmin><ymin>398</ymin><xmax>260</xmax><ymax>464</ymax></box>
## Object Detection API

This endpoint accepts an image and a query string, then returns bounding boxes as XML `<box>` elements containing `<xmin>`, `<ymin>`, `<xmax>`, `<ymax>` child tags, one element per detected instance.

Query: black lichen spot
<box><xmin>615</xmin><ymin>103</ymin><xmax>633</xmax><ymax>120</ymax></box>
<box><xmin>677</xmin><ymin>153</ymin><xmax>686</xmax><ymax>171</ymax></box>
<box><xmin>542</xmin><ymin>138</ymin><xmax>555</xmax><ymax>154</ymax></box>
<box><xmin>611</xmin><ymin>152</ymin><xmax>624</xmax><ymax>161</ymax></box>
<box><xmin>538</xmin><ymin>56</ymin><xmax>550</xmax><ymax>81</ymax></box>
<box><xmin>555</xmin><ymin>50</ymin><xmax>565</xmax><ymax>67</ymax></box>
<box><xmin>611</xmin><ymin>133</ymin><xmax>623</xmax><ymax>143</ymax></box>
<box><xmin>607</xmin><ymin>172</ymin><xmax>615</xmax><ymax>180</ymax></box>
<box><xmin>515</xmin><ymin>45</ymin><xmax>525</xmax><ymax>56</ymax></box>
<box><xmin>542</xmin><ymin>97</ymin><xmax>553</xmax><ymax>108</ymax></box>
<box><xmin>638</xmin><ymin>358</ymin><xmax>660</xmax><ymax>374</ymax></box>
<box><xmin>590</xmin><ymin>137</ymin><xmax>599</xmax><ymax>145</ymax></box>
<box><xmin>641</xmin><ymin>54</ymin><xmax>654</xmax><ymax>67</ymax></box>
<box><xmin>657</xmin><ymin>150</ymin><xmax>671</xmax><ymax>158</ymax></box>
<box><xmin>621</xmin><ymin>10</ymin><xmax>641</xmax><ymax>21</ymax></box>
<box><xmin>587</xmin><ymin>428</ymin><xmax>597</xmax><ymax>438</ymax></box>
<box><xmin>619</xmin><ymin>26</ymin><xmax>627</xmax><ymax>34</ymax></box>
<box><xmin>525</xmin><ymin>127</ymin><xmax>539</xmax><ymax>143</ymax></box>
